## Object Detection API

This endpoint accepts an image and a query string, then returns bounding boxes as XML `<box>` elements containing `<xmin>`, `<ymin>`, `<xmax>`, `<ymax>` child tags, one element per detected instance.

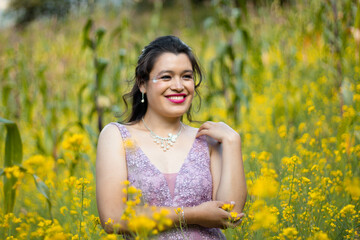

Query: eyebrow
<box><xmin>156</xmin><ymin>70</ymin><xmax>193</xmax><ymax>75</ymax></box>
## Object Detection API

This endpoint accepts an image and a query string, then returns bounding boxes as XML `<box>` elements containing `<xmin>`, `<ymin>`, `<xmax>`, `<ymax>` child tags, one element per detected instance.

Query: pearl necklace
<box><xmin>142</xmin><ymin>118</ymin><xmax>183</xmax><ymax>152</ymax></box>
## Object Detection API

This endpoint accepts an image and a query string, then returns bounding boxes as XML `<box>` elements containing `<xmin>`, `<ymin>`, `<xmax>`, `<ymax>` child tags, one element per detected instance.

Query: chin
<box><xmin>163</xmin><ymin>107</ymin><xmax>190</xmax><ymax>118</ymax></box>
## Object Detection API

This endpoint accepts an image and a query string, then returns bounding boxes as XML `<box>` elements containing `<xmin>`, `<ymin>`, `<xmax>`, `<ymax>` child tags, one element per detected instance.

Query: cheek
<box><xmin>186</xmin><ymin>82</ymin><xmax>195</xmax><ymax>94</ymax></box>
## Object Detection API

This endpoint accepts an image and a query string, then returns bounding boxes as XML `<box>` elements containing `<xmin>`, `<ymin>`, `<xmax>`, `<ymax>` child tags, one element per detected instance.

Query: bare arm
<box><xmin>96</xmin><ymin>124</ymin><xmax>243</xmax><ymax>234</ymax></box>
<box><xmin>197</xmin><ymin>122</ymin><xmax>247</xmax><ymax>213</ymax></box>
<box><xmin>96</xmin><ymin>124</ymin><xmax>128</xmax><ymax>232</ymax></box>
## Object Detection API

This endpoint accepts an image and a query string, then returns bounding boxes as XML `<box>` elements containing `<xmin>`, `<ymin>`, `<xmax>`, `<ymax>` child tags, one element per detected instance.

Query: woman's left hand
<box><xmin>196</xmin><ymin>121</ymin><xmax>240</xmax><ymax>143</ymax></box>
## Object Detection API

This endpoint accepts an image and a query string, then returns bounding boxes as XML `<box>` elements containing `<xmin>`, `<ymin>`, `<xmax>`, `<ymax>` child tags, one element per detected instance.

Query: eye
<box><xmin>182</xmin><ymin>75</ymin><xmax>193</xmax><ymax>80</ymax></box>
<box><xmin>160</xmin><ymin>75</ymin><xmax>172</xmax><ymax>81</ymax></box>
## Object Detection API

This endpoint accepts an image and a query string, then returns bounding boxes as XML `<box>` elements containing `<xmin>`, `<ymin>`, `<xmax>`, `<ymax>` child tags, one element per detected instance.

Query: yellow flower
<box><xmin>4</xmin><ymin>166</ymin><xmax>22</xmax><ymax>179</ymax></box>
<box><xmin>249</xmin><ymin>175</ymin><xmax>279</xmax><ymax>198</ymax></box>
<box><xmin>174</xmin><ymin>208</ymin><xmax>182</xmax><ymax>215</ymax></box>
<box><xmin>309</xmin><ymin>231</ymin><xmax>330</xmax><ymax>240</ymax></box>
<box><xmin>124</xmin><ymin>139</ymin><xmax>135</xmax><ymax>150</ymax></box>
<box><xmin>90</xmin><ymin>215</ymin><xmax>101</xmax><ymax>225</ymax></box>
<box><xmin>127</xmin><ymin>186</ymin><xmax>139</xmax><ymax>195</ymax></box>
<box><xmin>278</xmin><ymin>125</ymin><xmax>287</xmax><ymax>138</ymax></box>
<box><xmin>342</xmin><ymin>105</ymin><xmax>356</xmax><ymax>118</ymax></box>
<box><xmin>344</xmin><ymin>177</ymin><xmax>360</xmax><ymax>201</ymax></box>
<box><xmin>105</xmin><ymin>218</ymin><xmax>114</xmax><ymax>225</ymax></box>
<box><xmin>250</xmin><ymin>200</ymin><xmax>278</xmax><ymax>232</ymax></box>
<box><xmin>281</xmin><ymin>227</ymin><xmax>298</xmax><ymax>240</ymax></box>
<box><xmin>6</xmin><ymin>237</ymin><xmax>17</xmax><ymax>240</ymax></box>
<box><xmin>75</xmin><ymin>178</ymin><xmax>90</xmax><ymax>190</ymax></box>
<box><xmin>282</xmin><ymin>155</ymin><xmax>301</xmax><ymax>168</ymax></box>
<box><xmin>57</xmin><ymin>158</ymin><xmax>65</xmax><ymax>165</ymax></box>
<box><xmin>353</xmin><ymin>93</ymin><xmax>360</xmax><ymax>102</ymax></box>
<box><xmin>60</xmin><ymin>206</ymin><xmax>67</xmax><ymax>215</ymax></box>
<box><xmin>221</xmin><ymin>203</ymin><xmax>234</xmax><ymax>212</ymax></box>
<box><xmin>229</xmin><ymin>212</ymin><xmax>240</xmax><ymax>222</ymax></box>
<box><xmin>308</xmin><ymin>105</ymin><xmax>315</xmax><ymax>114</ymax></box>
<box><xmin>62</xmin><ymin>133</ymin><xmax>89</xmax><ymax>152</ymax></box>
<box><xmin>122</xmin><ymin>180</ymin><xmax>130</xmax><ymax>186</ymax></box>
<box><xmin>339</xmin><ymin>204</ymin><xmax>356</xmax><ymax>218</ymax></box>
<box><xmin>128</xmin><ymin>215</ymin><xmax>156</xmax><ymax>235</ymax></box>
<box><xmin>298</xmin><ymin>122</ymin><xmax>306</xmax><ymax>132</ymax></box>
<box><xmin>153</xmin><ymin>208</ymin><xmax>172</xmax><ymax>231</ymax></box>
<box><xmin>70</xmin><ymin>210</ymin><xmax>77</xmax><ymax>215</ymax></box>
<box><xmin>308</xmin><ymin>189</ymin><xmax>326</xmax><ymax>207</ymax></box>
<box><xmin>23</xmin><ymin>155</ymin><xmax>54</xmax><ymax>177</ymax></box>
<box><xmin>71</xmin><ymin>235</ymin><xmax>79</xmax><ymax>240</ymax></box>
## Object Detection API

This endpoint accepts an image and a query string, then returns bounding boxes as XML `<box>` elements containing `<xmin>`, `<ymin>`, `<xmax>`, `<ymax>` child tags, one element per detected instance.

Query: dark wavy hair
<box><xmin>121</xmin><ymin>35</ymin><xmax>203</xmax><ymax>123</ymax></box>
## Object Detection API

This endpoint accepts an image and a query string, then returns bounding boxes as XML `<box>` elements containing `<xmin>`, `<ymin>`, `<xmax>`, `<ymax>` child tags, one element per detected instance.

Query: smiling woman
<box><xmin>96</xmin><ymin>36</ymin><xmax>247</xmax><ymax>239</ymax></box>
<box><xmin>140</xmin><ymin>52</ymin><xmax>195</xmax><ymax>120</ymax></box>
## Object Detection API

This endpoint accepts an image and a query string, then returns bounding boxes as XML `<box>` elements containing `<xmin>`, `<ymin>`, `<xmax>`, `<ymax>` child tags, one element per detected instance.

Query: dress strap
<box><xmin>110</xmin><ymin>122</ymin><xmax>131</xmax><ymax>139</ymax></box>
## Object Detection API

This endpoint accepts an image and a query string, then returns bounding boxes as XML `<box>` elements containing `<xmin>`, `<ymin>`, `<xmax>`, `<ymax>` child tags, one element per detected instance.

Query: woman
<box><xmin>96</xmin><ymin>36</ymin><xmax>247</xmax><ymax>239</ymax></box>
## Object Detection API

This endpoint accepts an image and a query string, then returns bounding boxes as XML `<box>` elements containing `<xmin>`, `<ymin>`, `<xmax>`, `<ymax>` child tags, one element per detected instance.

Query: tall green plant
<box><xmin>82</xmin><ymin>18</ymin><xmax>109</xmax><ymax>133</ymax></box>
<box><xmin>0</xmin><ymin>118</ymin><xmax>22</xmax><ymax>214</ymax></box>
<box><xmin>204</xmin><ymin>0</ymin><xmax>251</xmax><ymax>125</ymax></box>
<box><xmin>0</xmin><ymin>117</ymin><xmax>52</xmax><ymax>219</ymax></box>
<box><xmin>320</xmin><ymin>0</ymin><xmax>358</xmax><ymax>116</ymax></box>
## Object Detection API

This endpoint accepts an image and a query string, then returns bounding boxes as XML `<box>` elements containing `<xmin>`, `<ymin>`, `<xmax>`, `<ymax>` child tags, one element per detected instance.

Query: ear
<box><xmin>139</xmin><ymin>81</ymin><xmax>147</xmax><ymax>94</ymax></box>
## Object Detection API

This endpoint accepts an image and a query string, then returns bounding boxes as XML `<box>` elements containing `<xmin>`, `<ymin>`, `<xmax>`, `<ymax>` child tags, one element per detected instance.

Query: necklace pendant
<box><xmin>142</xmin><ymin>118</ymin><xmax>183</xmax><ymax>152</ymax></box>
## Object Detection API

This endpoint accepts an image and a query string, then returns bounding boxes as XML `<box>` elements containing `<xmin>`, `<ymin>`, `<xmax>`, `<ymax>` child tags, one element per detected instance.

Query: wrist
<box><xmin>222</xmin><ymin>133</ymin><xmax>241</xmax><ymax>145</ymax></box>
<box><xmin>184</xmin><ymin>206</ymin><xmax>197</xmax><ymax>225</ymax></box>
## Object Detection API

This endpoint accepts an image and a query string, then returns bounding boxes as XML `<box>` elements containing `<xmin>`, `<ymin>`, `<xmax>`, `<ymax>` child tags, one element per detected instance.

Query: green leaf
<box><xmin>4</xmin><ymin>176</ymin><xmax>16</xmax><ymax>213</ymax></box>
<box><xmin>82</xmin><ymin>18</ymin><xmax>93</xmax><ymax>49</ymax></box>
<box><xmin>77</xmin><ymin>82</ymin><xmax>89</xmax><ymax>124</ymax></box>
<box><xmin>355</xmin><ymin>2</ymin><xmax>360</xmax><ymax>29</ymax></box>
<box><xmin>33</xmin><ymin>174</ymin><xmax>50</xmax><ymax>200</ymax></box>
<box><xmin>95</xmin><ymin>57</ymin><xmax>109</xmax><ymax>89</ymax></box>
<box><xmin>95</xmin><ymin>27</ymin><xmax>106</xmax><ymax>46</ymax></box>
<box><xmin>33</xmin><ymin>174</ymin><xmax>53</xmax><ymax>220</ymax></box>
<box><xmin>0</xmin><ymin>118</ymin><xmax>23</xmax><ymax>213</ymax></box>
<box><xmin>341</xmin><ymin>78</ymin><xmax>353</xmax><ymax>106</ymax></box>
<box><xmin>0</xmin><ymin>118</ymin><xmax>23</xmax><ymax>167</ymax></box>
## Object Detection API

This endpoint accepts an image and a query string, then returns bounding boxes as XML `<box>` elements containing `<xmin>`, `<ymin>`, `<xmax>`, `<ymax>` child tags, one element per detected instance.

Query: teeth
<box><xmin>168</xmin><ymin>96</ymin><xmax>185</xmax><ymax>100</ymax></box>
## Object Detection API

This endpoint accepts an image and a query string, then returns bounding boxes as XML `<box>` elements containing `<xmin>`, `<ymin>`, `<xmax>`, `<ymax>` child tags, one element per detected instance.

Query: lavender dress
<box><xmin>111</xmin><ymin>123</ymin><xmax>226</xmax><ymax>240</ymax></box>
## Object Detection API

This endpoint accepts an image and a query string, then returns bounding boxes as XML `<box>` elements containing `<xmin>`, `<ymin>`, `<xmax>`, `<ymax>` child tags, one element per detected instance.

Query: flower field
<box><xmin>0</xmin><ymin>0</ymin><xmax>359</xmax><ymax>239</ymax></box>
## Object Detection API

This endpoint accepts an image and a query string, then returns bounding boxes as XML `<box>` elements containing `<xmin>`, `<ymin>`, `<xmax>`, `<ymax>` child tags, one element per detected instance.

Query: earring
<box><xmin>141</xmin><ymin>92</ymin><xmax>145</xmax><ymax>103</ymax></box>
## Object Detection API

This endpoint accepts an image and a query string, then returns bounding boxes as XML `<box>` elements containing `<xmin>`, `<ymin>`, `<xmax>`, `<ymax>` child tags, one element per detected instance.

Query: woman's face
<box><xmin>140</xmin><ymin>52</ymin><xmax>195</xmax><ymax>119</ymax></box>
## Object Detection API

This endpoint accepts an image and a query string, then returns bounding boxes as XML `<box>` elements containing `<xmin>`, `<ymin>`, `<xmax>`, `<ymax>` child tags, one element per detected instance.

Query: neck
<box><xmin>142</xmin><ymin>113</ymin><xmax>182</xmax><ymax>136</ymax></box>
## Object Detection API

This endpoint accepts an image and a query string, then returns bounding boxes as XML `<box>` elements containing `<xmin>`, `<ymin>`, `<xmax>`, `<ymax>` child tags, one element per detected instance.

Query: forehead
<box><xmin>151</xmin><ymin>52</ymin><xmax>192</xmax><ymax>73</ymax></box>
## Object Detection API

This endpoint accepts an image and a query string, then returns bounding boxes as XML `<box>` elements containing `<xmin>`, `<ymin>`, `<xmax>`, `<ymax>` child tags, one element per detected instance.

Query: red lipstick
<box><xmin>165</xmin><ymin>94</ymin><xmax>186</xmax><ymax>103</ymax></box>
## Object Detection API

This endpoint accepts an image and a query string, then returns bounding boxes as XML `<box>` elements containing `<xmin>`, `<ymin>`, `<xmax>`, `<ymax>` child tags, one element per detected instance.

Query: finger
<box><xmin>222</xmin><ymin>220</ymin><xmax>237</xmax><ymax>229</ymax></box>
<box><xmin>197</xmin><ymin>122</ymin><xmax>210</xmax><ymax>132</ymax></box>
<box><xmin>196</xmin><ymin>129</ymin><xmax>209</xmax><ymax>138</ymax></box>
<box><xmin>198</xmin><ymin>121</ymin><xmax>213</xmax><ymax>130</ymax></box>
<box><xmin>214</xmin><ymin>201</ymin><xmax>231</xmax><ymax>208</ymax></box>
<box><xmin>232</xmin><ymin>217</ymin><xmax>243</xmax><ymax>226</ymax></box>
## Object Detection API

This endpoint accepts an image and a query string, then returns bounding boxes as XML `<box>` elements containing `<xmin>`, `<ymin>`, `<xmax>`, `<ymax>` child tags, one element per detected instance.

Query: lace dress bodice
<box><xmin>111</xmin><ymin>122</ymin><xmax>226</xmax><ymax>239</ymax></box>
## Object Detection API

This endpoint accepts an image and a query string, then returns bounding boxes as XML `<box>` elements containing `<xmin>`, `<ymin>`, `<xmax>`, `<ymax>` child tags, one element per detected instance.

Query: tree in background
<box><xmin>7</xmin><ymin>0</ymin><xmax>298</xmax><ymax>29</ymax></box>
<box><xmin>7</xmin><ymin>0</ymin><xmax>96</xmax><ymax>28</ymax></box>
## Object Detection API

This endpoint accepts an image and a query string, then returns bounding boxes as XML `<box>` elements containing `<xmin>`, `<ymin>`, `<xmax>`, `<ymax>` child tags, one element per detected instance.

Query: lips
<box><xmin>165</xmin><ymin>94</ymin><xmax>186</xmax><ymax>103</ymax></box>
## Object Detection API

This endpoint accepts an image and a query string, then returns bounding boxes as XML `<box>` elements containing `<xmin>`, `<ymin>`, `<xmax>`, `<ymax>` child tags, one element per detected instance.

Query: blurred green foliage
<box><xmin>0</xmin><ymin>0</ymin><xmax>359</xmax><ymax>239</ymax></box>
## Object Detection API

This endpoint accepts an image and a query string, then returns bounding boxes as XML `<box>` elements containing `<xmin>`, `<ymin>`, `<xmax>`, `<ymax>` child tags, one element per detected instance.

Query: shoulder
<box><xmin>97</xmin><ymin>123</ymin><xmax>124</xmax><ymax>149</ymax></box>
<box><xmin>184</xmin><ymin>125</ymin><xmax>198</xmax><ymax>134</ymax></box>
<box><xmin>99</xmin><ymin>123</ymin><xmax>122</xmax><ymax>138</ymax></box>
<box><xmin>184</xmin><ymin>124</ymin><xmax>218</xmax><ymax>151</ymax></box>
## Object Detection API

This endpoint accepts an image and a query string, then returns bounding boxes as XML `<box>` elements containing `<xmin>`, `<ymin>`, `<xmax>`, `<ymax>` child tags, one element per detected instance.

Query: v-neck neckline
<box><xmin>121</xmin><ymin>124</ymin><xmax>199</xmax><ymax>200</ymax></box>
<box><xmin>122</xmin><ymin>124</ymin><xmax>198</xmax><ymax>175</ymax></box>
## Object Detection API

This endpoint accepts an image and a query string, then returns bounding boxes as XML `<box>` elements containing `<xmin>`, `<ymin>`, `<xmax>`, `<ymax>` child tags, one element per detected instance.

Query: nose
<box><xmin>170</xmin><ymin>76</ymin><xmax>184</xmax><ymax>91</ymax></box>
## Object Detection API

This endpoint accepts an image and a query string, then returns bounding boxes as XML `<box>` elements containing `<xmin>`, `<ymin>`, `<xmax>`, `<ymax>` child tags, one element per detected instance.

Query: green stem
<box><xmin>288</xmin><ymin>164</ymin><xmax>296</xmax><ymax>207</ymax></box>
<box><xmin>79</xmin><ymin>184</ymin><xmax>84</xmax><ymax>240</ymax></box>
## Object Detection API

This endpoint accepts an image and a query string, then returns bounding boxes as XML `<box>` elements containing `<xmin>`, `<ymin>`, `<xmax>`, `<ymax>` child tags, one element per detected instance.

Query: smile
<box><xmin>166</xmin><ymin>94</ymin><xmax>186</xmax><ymax>103</ymax></box>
